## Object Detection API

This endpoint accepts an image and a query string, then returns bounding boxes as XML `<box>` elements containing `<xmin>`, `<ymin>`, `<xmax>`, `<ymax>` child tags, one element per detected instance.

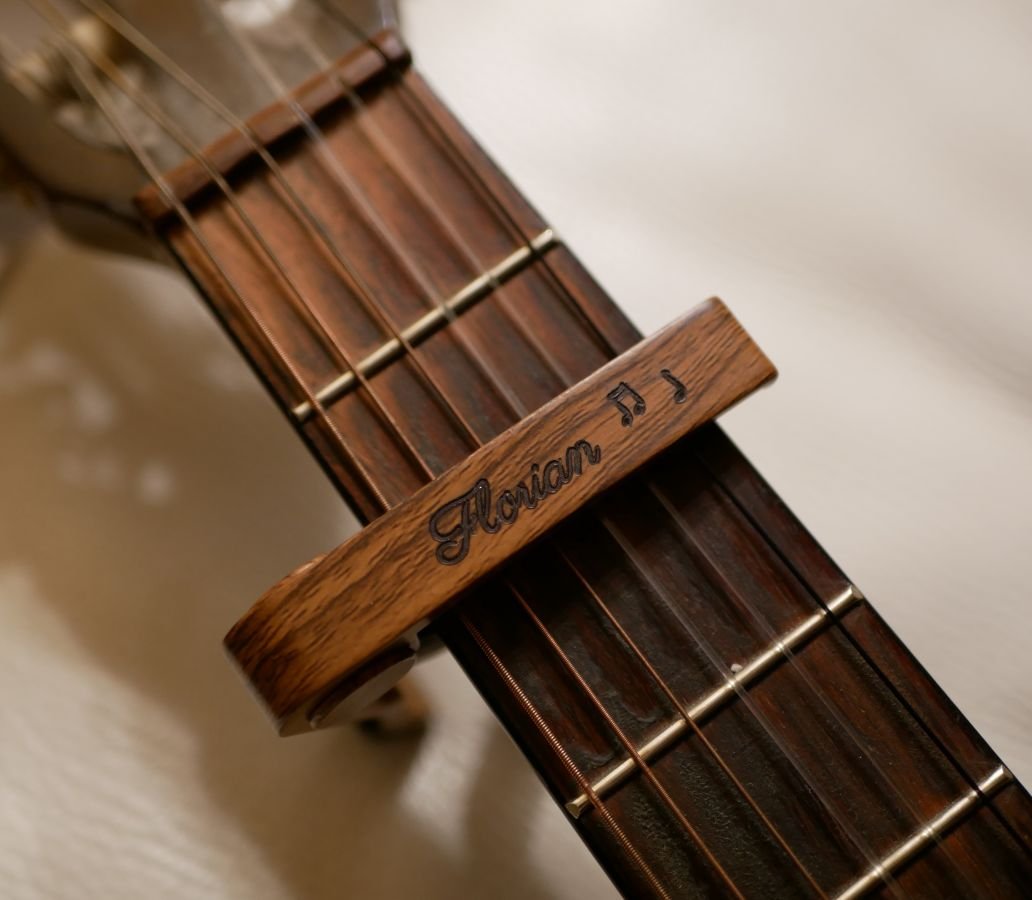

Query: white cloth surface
<box><xmin>1</xmin><ymin>2</ymin><xmax>1030</xmax><ymax>898</ymax></box>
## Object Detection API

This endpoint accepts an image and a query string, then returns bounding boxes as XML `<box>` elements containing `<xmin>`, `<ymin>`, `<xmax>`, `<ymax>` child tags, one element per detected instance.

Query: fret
<box><xmin>146</xmin><ymin>33</ymin><xmax>1032</xmax><ymax>897</ymax></box>
<box><xmin>835</xmin><ymin>766</ymin><xmax>1012</xmax><ymax>900</ymax></box>
<box><xmin>566</xmin><ymin>584</ymin><xmax>864</xmax><ymax>818</ymax></box>
<box><xmin>291</xmin><ymin>227</ymin><xmax>559</xmax><ymax>422</ymax></box>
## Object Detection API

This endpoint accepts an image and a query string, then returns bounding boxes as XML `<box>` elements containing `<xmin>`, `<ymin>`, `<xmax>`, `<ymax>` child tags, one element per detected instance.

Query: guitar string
<box><xmin>27</xmin><ymin>3</ymin><xmax>679</xmax><ymax>893</ymax></box>
<box><xmin>65</xmin><ymin>16</ymin><xmax>1008</xmax><ymax>861</ymax></box>
<box><xmin>459</xmin><ymin>614</ymin><xmax>674</xmax><ymax>900</ymax></box>
<box><xmin>315</xmin><ymin>0</ymin><xmax>626</xmax><ymax>362</ymax></box>
<box><xmin>643</xmin><ymin>474</ymin><xmax>985</xmax><ymax>897</ymax></box>
<box><xmin>34</xmin><ymin>0</ymin><xmax>990</xmax><ymax>887</ymax></box>
<box><xmin>597</xmin><ymin>507</ymin><xmax>907</xmax><ymax>899</ymax></box>
<box><xmin>52</xmin><ymin>1</ymin><xmax>978</xmax><ymax>891</ymax></box>
<box><xmin>507</xmin><ymin>581</ymin><xmax>746</xmax><ymax>899</ymax></box>
<box><xmin>21</xmin><ymin>0</ymin><xmax>398</xmax><ymax>515</ymax></box>
<box><xmin>689</xmin><ymin>444</ymin><xmax>1032</xmax><ymax>862</ymax></box>
<box><xmin>55</xmin><ymin>3</ymin><xmax>897</xmax><ymax>888</ymax></box>
<box><xmin>550</xmin><ymin>543</ymin><xmax>828</xmax><ymax>897</ymax></box>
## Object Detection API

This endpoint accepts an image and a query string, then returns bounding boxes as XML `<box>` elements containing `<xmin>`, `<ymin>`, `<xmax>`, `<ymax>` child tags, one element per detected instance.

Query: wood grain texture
<box><xmin>225</xmin><ymin>299</ymin><xmax>776</xmax><ymax>732</ymax></box>
<box><xmin>146</xmin><ymin>31</ymin><xmax>1032</xmax><ymax>898</ymax></box>
<box><xmin>135</xmin><ymin>30</ymin><xmax>410</xmax><ymax>223</ymax></box>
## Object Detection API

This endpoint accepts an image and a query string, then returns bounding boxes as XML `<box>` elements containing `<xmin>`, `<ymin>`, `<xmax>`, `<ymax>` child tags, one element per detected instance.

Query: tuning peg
<box><xmin>5</xmin><ymin>16</ymin><xmax>127</xmax><ymax>104</ymax></box>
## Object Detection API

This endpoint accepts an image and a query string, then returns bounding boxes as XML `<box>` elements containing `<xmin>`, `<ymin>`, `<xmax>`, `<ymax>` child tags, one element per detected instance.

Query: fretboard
<box><xmin>140</xmin><ymin>33</ymin><xmax>1032</xmax><ymax>898</ymax></box>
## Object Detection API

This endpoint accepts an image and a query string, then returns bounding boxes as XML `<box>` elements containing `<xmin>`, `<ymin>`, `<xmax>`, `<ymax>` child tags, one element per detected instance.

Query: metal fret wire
<box><xmin>551</xmin><ymin>544</ymin><xmax>827</xmax><ymax>897</ymax></box>
<box><xmin>691</xmin><ymin>448</ymin><xmax>1032</xmax><ymax>864</ymax></box>
<box><xmin>507</xmin><ymin>582</ymin><xmax>746</xmax><ymax>899</ymax></box>
<box><xmin>30</xmin><ymin>3</ymin><xmax>1007</xmax><ymax>891</ymax></box>
<box><xmin>643</xmin><ymin>479</ymin><xmax>985</xmax><ymax>897</ymax></box>
<box><xmin>460</xmin><ymin>615</ymin><xmax>673</xmax><ymax>900</ymax></box>
<box><xmin>223</xmin><ymin>0</ymin><xmax>617</xmax><ymax>442</ymax></box>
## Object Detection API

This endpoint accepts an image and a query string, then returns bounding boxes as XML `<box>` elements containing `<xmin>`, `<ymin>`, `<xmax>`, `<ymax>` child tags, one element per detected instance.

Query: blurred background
<box><xmin>1</xmin><ymin>1</ymin><xmax>1030</xmax><ymax>897</ymax></box>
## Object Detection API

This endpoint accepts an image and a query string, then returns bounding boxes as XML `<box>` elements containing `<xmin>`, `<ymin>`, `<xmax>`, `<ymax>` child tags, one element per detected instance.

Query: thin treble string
<box><xmin>69</xmin><ymin>0</ymin><xmax>493</xmax><ymax>450</ymax></box>
<box><xmin>459</xmin><ymin>614</ymin><xmax>673</xmax><ymax>900</ymax></box>
<box><xmin>690</xmin><ymin>449</ymin><xmax>1032</xmax><ymax>861</ymax></box>
<box><xmin>599</xmin><ymin>509</ymin><xmax>907</xmax><ymax>898</ymax></box>
<box><xmin>506</xmin><ymin>582</ymin><xmax>746</xmax><ymax>899</ymax></box>
<box><xmin>552</xmin><ymin>544</ymin><xmax>827</xmax><ymax>897</ymax></box>
<box><xmin>35</xmin><ymin>0</ymin><xmax>436</xmax><ymax>489</ymax></box>
<box><xmin>320</xmin><ymin>9</ymin><xmax>625</xmax><ymax>362</ymax></box>
<box><xmin>645</xmin><ymin>480</ymin><xmax>986</xmax><ymax>897</ymax></box>
<box><xmin>22</xmin><ymin>0</ymin><xmax>391</xmax><ymax>516</ymax></box>
<box><xmin>196</xmin><ymin>0</ymin><xmax>531</xmax><ymax>422</ymax></box>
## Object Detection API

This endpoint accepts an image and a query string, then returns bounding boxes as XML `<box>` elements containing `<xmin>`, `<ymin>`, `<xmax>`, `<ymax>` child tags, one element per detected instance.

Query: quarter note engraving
<box><xmin>660</xmin><ymin>369</ymin><xmax>687</xmax><ymax>404</ymax></box>
<box><xmin>606</xmin><ymin>382</ymin><xmax>646</xmax><ymax>427</ymax></box>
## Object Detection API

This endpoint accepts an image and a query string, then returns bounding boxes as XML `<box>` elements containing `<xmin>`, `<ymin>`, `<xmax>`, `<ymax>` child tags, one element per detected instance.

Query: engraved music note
<box><xmin>660</xmin><ymin>369</ymin><xmax>687</xmax><ymax>404</ymax></box>
<box><xmin>606</xmin><ymin>382</ymin><xmax>646</xmax><ymax>427</ymax></box>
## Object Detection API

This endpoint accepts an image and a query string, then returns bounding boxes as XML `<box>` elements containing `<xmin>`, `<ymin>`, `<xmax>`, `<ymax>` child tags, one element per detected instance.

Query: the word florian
<box><xmin>428</xmin><ymin>439</ymin><xmax>603</xmax><ymax>565</ymax></box>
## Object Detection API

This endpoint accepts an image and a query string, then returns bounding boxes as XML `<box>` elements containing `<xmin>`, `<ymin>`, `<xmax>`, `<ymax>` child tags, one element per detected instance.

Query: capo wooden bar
<box><xmin>225</xmin><ymin>298</ymin><xmax>777</xmax><ymax>735</ymax></box>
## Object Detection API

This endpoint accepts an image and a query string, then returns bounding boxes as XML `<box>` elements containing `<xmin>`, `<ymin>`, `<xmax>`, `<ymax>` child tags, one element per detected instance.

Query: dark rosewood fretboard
<box><xmin>138</xmin><ymin>32</ymin><xmax>1032</xmax><ymax>899</ymax></box>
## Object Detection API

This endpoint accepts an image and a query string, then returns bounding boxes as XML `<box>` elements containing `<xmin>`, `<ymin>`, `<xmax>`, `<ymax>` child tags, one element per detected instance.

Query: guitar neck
<box><xmin>140</xmin><ymin>34</ymin><xmax>1032</xmax><ymax>898</ymax></box>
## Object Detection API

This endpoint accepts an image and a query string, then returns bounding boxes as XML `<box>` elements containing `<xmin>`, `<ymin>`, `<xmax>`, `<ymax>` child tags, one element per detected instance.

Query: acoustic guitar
<box><xmin>2</xmin><ymin>1</ymin><xmax>1029</xmax><ymax>896</ymax></box>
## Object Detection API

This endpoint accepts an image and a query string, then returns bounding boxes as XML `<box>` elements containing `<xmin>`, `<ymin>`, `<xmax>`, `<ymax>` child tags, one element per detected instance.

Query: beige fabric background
<box><xmin>1</xmin><ymin>1</ymin><xmax>1030</xmax><ymax>897</ymax></box>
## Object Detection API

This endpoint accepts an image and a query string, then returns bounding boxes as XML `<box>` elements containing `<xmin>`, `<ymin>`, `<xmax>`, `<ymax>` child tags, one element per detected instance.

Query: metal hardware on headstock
<box><xmin>0</xmin><ymin>0</ymin><xmax>395</xmax><ymax>252</ymax></box>
<box><xmin>225</xmin><ymin>299</ymin><xmax>778</xmax><ymax>735</ymax></box>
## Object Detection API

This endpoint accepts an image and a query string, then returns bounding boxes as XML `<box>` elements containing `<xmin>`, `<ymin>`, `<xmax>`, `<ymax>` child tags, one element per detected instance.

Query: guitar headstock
<box><xmin>0</xmin><ymin>0</ymin><xmax>397</xmax><ymax>253</ymax></box>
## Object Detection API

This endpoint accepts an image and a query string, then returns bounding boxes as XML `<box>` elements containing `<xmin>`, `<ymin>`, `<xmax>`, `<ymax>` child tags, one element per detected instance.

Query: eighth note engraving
<box><xmin>660</xmin><ymin>369</ymin><xmax>687</xmax><ymax>404</ymax></box>
<box><xmin>606</xmin><ymin>382</ymin><xmax>646</xmax><ymax>427</ymax></box>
